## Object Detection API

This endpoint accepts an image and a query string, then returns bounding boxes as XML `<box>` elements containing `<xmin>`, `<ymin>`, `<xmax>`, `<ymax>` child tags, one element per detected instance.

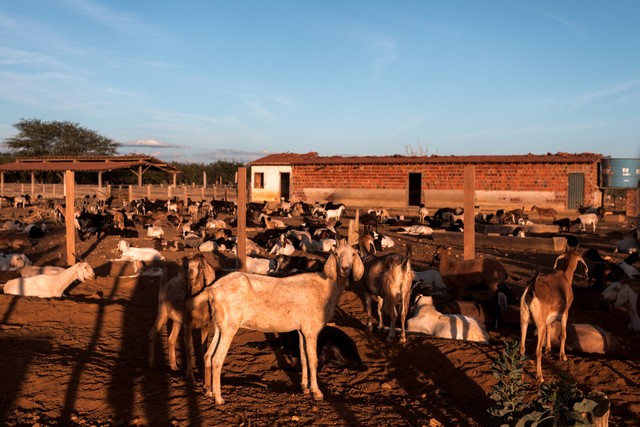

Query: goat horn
<box><xmin>73</xmin><ymin>253</ymin><xmax>85</xmax><ymax>262</ymax></box>
<box><xmin>553</xmin><ymin>253</ymin><xmax>567</xmax><ymax>270</ymax></box>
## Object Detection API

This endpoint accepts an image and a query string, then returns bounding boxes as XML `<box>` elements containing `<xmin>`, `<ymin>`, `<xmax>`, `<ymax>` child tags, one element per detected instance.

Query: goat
<box><xmin>146</xmin><ymin>225</ymin><xmax>165</xmax><ymax>239</ymax></box>
<box><xmin>412</xmin><ymin>269</ymin><xmax>447</xmax><ymax>292</ymax></box>
<box><xmin>519</xmin><ymin>250</ymin><xmax>588</xmax><ymax>382</ymax></box>
<box><xmin>407</xmin><ymin>295</ymin><xmax>489</xmax><ymax>343</ymax></box>
<box><xmin>203</xmin><ymin>243</ymin><xmax>364</xmax><ymax>404</ymax></box>
<box><xmin>368</xmin><ymin>207</ymin><xmax>390</xmax><ymax>223</ymax></box>
<box><xmin>531</xmin><ymin>205</ymin><xmax>557</xmax><ymax>221</ymax></box>
<box><xmin>546</xmin><ymin>322</ymin><xmax>624</xmax><ymax>357</ymax></box>
<box><xmin>432</xmin><ymin>246</ymin><xmax>507</xmax><ymax>299</ymax></box>
<box><xmin>601</xmin><ymin>282</ymin><xmax>640</xmax><ymax>333</ymax></box>
<box><xmin>370</xmin><ymin>231</ymin><xmax>395</xmax><ymax>250</ymax></box>
<box><xmin>0</xmin><ymin>253</ymin><xmax>32</xmax><ymax>271</ymax></box>
<box><xmin>275</xmin><ymin>325</ymin><xmax>365</xmax><ymax>371</ymax></box>
<box><xmin>618</xmin><ymin>252</ymin><xmax>640</xmax><ymax>279</ymax></box>
<box><xmin>299</xmin><ymin>234</ymin><xmax>337</xmax><ymax>253</ymax></box>
<box><xmin>553</xmin><ymin>218</ymin><xmax>571</xmax><ymax>233</ymax></box>
<box><xmin>243</xmin><ymin>256</ymin><xmax>275</xmax><ymax>274</ymax></box>
<box><xmin>148</xmin><ymin>254</ymin><xmax>216</xmax><ymax>379</ymax></box>
<box><xmin>325</xmin><ymin>205</ymin><xmax>345</xmax><ymax>221</ymax></box>
<box><xmin>360</xmin><ymin>211</ymin><xmax>379</xmax><ymax>234</ymax></box>
<box><xmin>396</xmin><ymin>225</ymin><xmax>434</xmax><ymax>236</ymax></box>
<box><xmin>117</xmin><ymin>239</ymin><xmax>165</xmax><ymax>262</ymax></box>
<box><xmin>418</xmin><ymin>205</ymin><xmax>429</xmax><ymax>223</ymax></box>
<box><xmin>273</xmin><ymin>254</ymin><xmax>323</xmax><ymax>276</ymax></box>
<box><xmin>2</xmin><ymin>261</ymin><xmax>96</xmax><ymax>298</ymax></box>
<box><xmin>268</xmin><ymin>233</ymin><xmax>296</xmax><ymax>256</ymax></box>
<box><xmin>361</xmin><ymin>245</ymin><xmax>413</xmax><ymax>343</ymax></box>
<box><xmin>571</xmin><ymin>213</ymin><xmax>598</xmax><ymax>233</ymax></box>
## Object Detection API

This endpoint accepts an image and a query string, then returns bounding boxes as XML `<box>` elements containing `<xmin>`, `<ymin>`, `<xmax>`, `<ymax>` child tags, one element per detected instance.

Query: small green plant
<box><xmin>487</xmin><ymin>340</ymin><xmax>600</xmax><ymax>427</ymax></box>
<box><xmin>488</xmin><ymin>339</ymin><xmax>532</xmax><ymax>425</ymax></box>
<box><xmin>516</xmin><ymin>375</ymin><xmax>599</xmax><ymax>427</ymax></box>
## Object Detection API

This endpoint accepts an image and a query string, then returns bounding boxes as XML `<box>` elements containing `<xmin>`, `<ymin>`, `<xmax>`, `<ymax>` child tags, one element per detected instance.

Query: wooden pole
<box><xmin>65</xmin><ymin>170</ymin><xmax>76</xmax><ymax>267</ymax></box>
<box><xmin>1</xmin><ymin>172</ymin><xmax>4</xmax><ymax>196</ymax></box>
<box><xmin>138</xmin><ymin>165</ymin><xmax>143</xmax><ymax>187</ymax></box>
<box><xmin>237</xmin><ymin>167</ymin><xmax>247</xmax><ymax>272</ymax></box>
<box><xmin>129</xmin><ymin>185</ymin><xmax>133</xmax><ymax>204</ymax></box>
<box><xmin>98</xmin><ymin>171</ymin><xmax>103</xmax><ymax>188</ymax></box>
<box><xmin>31</xmin><ymin>172</ymin><xmax>35</xmax><ymax>197</ymax></box>
<box><xmin>463</xmin><ymin>165</ymin><xmax>476</xmax><ymax>261</ymax></box>
<box><xmin>147</xmin><ymin>185</ymin><xmax>151</xmax><ymax>199</ymax></box>
<box><xmin>173</xmin><ymin>173</ymin><xmax>177</xmax><ymax>187</ymax></box>
<box><xmin>203</xmin><ymin>171</ymin><xmax>207</xmax><ymax>189</ymax></box>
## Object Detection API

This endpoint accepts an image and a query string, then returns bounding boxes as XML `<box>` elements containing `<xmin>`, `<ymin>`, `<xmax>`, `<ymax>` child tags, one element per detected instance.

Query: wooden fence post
<box><xmin>65</xmin><ymin>170</ymin><xmax>76</xmax><ymax>267</ymax></box>
<box><xmin>237</xmin><ymin>167</ymin><xmax>247</xmax><ymax>272</ymax></box>
<box><xmin>463</xmin><ymin>165</ymin><xmax>476</xmax><ymax>261</ymax></box>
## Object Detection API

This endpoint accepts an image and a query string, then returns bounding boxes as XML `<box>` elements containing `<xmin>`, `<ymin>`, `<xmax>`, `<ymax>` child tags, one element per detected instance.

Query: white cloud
<box><xmin>120</xmin><ymin>139</ymin><xmax>182</xmax><ymax>148</ymax></box>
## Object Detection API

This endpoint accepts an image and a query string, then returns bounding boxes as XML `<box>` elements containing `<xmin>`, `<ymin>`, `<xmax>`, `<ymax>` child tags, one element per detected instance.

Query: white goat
<box><xmin>520</xmin><ymin>250</ymin><xmax>588</xmax><ymax>382</ymax></box>
<box><xmin>269</xmin><ymin>234</ymin><xmax>296</xmax><ymax>256</ymax></box>
<box><xmin>396</xmin><ymin>225</ymin><xmax>433</xmax><ymax>236</ymax></box>
<box><xmin>407</xmin><ymin>295</ymin><xmax>489</xmax><ymax>343</ymax></box>
<box><xmin>618</xmin><ymin>252</ymin><xmax>640</xmax><ymax>279</ymax></box>
<box><xmin>300</xmin><ymin>234</ymin><xmax>337</xmax><ymax>253</ymax></box>
<box><xmin>20</xmin><ymin>265</ymin><xmax>66</xmax><ymax>278</ymax></box>
<box><xmin>573</xmin><ymin>213</ymin><xmax>599</xmax><ymax>233</ymax></box>
<box><xmin>2</xmin><ymin>261</ymin><xmax>96</xmax><ymax>298</ymax></box>
<box><xmin>413</xmin><ymin>269</ymin><xmax>447</xmax><ymax>291</ymax></box>
<box><xmin>148</xmin><ymin>254</ymin><xmax>216</xmax><ymax>380</ymax></box>
<box><xmin>146</xmin><ymin>225</ymin><xmax>165</xmax><ymax>239</ymax></box>
<box><xmin>325</xmin><ymin>205</ymin><xmax>345</xmax><ymax>221</ymax></box>
<box><xmin>117</xmin><ymin>239</ymin><xmax>165</xmax><ymax>263</ymax></box>
<box><xmin>243</xmin><ymin>256</ymin><xmax>275</xmax><ymax>274</ymax></box>
<box><xmin>361</xmin><ymin>246</ymin><xmax>413</xmax><ymax>343</ymax></box>
<box><xmin>0</xmin><ymin>253</ymin><xmax>32</xmax><ymax>271</ymax></box>
<box><xmin>601</xmin><ymin>282</ymin><xmax>640</xmax><ymax>333</ymax></box>
<box><xmin>203</xmin><ymin>243</ymin><xmax>364</xmax><ymax>404</ymax></box>
<box><xmin>418</xmin><ymin>206</ymin><xmax>429</xmax><ymax>223</ymax></box>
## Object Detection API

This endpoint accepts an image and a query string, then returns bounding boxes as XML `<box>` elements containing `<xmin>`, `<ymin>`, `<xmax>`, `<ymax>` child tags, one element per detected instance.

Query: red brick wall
<box><xmin>290</xmin><ymin>161</ymin><xmax>599</xmax><ymax>209</ymax></box>
<box><xmin>627</xmin><ymin>188</ymin><xmax>639</xmax><ymax>218</ymax></box>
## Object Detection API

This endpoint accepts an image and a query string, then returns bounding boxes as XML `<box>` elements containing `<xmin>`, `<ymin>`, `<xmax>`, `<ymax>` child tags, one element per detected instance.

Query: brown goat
<box><xmin>519</xmin><ymin>250</ymin><xmax>588</xmax><ymax>382</ymax></box>
<box><xmin>148</xmin><ymin>254</ymin><xmax>216</xmax><ymax>379</ymax></box>
<box><xmin>531</xmin><ymin>205</ymin><xmax>557</xmax><ymax>221</ymax></box>
<box><xmin>432</xmin><ymin>246</ymin><xmax>507</xmax><ymax>299</ymax></box>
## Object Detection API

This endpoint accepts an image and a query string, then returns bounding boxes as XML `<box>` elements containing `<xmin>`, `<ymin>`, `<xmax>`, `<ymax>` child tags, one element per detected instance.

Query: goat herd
<box><xmin>0</xmin><ymin>195</ymin><xmax>639</xmax><ymax>418</ymax></box>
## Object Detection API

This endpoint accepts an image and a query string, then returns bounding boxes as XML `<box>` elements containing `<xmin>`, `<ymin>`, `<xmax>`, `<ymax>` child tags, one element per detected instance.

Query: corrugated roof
<box><xmin>0</xmin><ymin>155</ymin><xmax>181</xmax><ymax>173</ymax></box>
<box><xmin>249</xmin><ymin>152</ymin><xmax>603</xmax><ymax>165</ymax></box>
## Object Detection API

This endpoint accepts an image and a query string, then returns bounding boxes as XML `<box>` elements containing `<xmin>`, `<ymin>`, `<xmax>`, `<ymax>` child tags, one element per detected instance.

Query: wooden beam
<box><xmin>138</xmin><ymin>165</ymin><xmax>143</xmax><ymax>187</ymax></box>
<box><xmin>463</xmin><ymin>165</ymin><xmax>476</xmax><ymax>261</ymax></box>
<box><xmin>237</xmin><ymin>167</ymin><xmax>247</xmax><ymax>272</ymax></box>
<box><xmin>31</xmin><ymin>172</ymin><xmax>35</xmax><ymax>197</ymax></box>
<box><xmin>98</xmin><ymin>171</ymin><xmax>103</xmax><ymax>188</ymax></box>
<box><xmin>65</xmin><ymin>170</ymin><xmax>76</xmax><ymax>266</ymax></box>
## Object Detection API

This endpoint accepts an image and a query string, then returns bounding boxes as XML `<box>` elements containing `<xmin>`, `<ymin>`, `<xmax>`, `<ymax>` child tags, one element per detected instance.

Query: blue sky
<box><xmin>1</xmin><ymin>0</ymin><xmax>638</xmax><ymax>163</ymax></box>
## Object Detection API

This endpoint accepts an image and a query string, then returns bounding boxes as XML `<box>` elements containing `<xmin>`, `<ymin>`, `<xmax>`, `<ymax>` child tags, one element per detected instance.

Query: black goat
<box><xmin>272</xmin><ymin>254</ymin><xmax>323</xmax><ymax>276</ymax></box>
<box><xmin>274</xmin><ymin>325</ymin><xmax>365</xmax><ymax>371</ymax></box>
<box><xmin>75</xmin><ymin>210</ymin><xmax>113</xmax><ymax>241</ymax></box>
<box><xmin>553</xmin><ymin>218</ymin><xmax>571</xmax><ymax>233</ymax></box>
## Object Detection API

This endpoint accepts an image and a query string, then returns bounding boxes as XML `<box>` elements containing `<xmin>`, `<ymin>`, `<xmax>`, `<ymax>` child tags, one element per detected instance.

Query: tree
<box><xmin>4</xmin><ymin>118</ymin><xmax>120</xmax><ymax>157</ymax></box>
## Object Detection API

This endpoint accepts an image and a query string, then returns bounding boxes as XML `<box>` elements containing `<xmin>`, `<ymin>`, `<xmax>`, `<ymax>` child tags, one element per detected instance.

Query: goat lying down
<box><xmin>203</xmin><ymin>243</ymin><xmax>364</xmax><ymax>404</ymax></box>
<box><xmin>2</xmin><ymin>261</ymin><xmax>96</xmax><ymax>298</ymax></box>
<box><xmin>407</xmin><ymin>295</ymin><xmax>489</xmax><ymax>343</ymax></box>
<box><xmin>546</xmin><ymin>322</ymin><xmax>624</xmax><ymax>357</ymax></box>
<box><xmin>275</xmin><ymin>325</ymin><xmax>365</xmax><ymax>371</ymax></box>
<box><xmin>601</xmin><ymin>281</ymin><xmax>640</xmax><ymax>333</ymax></box>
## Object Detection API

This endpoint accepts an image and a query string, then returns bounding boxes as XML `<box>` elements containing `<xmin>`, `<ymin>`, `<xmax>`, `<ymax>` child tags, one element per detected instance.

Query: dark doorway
<box><xmin>408</xmin><ymin>173</ymin><xmax>422</xmax><ymax>206</ymax></box>
<box><xmin>280</xmin><ymin>172</ymin><xmax>290</xmax><ymax>201</ymax></box>
<box><xmin>568</xmin><ymin>172</ymin><xmax>584</xmax><ymax>209</ymax></box>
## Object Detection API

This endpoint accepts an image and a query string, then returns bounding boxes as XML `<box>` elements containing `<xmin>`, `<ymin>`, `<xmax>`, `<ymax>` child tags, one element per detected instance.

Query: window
<box><xmin>254</xmin><ymin>172</ymin><xmax>264</xmax><ymax>189</ymax></box>
<box><xmin>622</xmin><ymin>167</ymin><xmax>630</xmax><ymax>176</ymax></box>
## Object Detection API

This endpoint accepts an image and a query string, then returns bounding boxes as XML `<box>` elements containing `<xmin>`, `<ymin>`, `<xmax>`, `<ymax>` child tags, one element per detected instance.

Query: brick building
<box><xmin>249</xmin><ymin>152</ymin><xmax>611</xmax><ymax>213</ymax></box>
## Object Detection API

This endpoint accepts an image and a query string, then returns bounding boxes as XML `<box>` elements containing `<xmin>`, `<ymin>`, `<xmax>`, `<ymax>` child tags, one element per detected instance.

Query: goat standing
<box><xmin>361</xmin><ymin>245</ymin><xmax>413</xmax><ymax>343</ymax></box>
<box><xmin>203</xmin><ymin>243</ymin><xmax>364</xmax><ymax>404</ymax></box>
<box><xmin>519</xmin><ymin>250</ymin><xmax>588</xmax><ymax>382</ymax></box>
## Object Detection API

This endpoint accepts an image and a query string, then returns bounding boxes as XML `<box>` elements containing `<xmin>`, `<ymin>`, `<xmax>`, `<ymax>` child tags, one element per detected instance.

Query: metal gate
<box><xmin>567</xmin><ymin>173</ymin><xmax>584</xmax><ymax>209</ymax></box>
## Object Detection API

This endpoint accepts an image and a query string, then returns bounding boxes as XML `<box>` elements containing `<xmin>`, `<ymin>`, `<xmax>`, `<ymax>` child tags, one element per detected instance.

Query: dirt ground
<box><xmin>1</xmin><ymin>206</ymin><xmax>639</xmax><ymax>427</ymax></box>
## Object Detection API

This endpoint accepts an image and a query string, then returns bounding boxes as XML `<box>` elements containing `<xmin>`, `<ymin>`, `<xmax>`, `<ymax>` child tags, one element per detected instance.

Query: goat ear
<box><xmin>324</xmin><ymin>253</ymin><xmax>337</xmax><ymax>280</ymax></box>
<box><xmin>351</xmin><ymin>253</ymin><xmax>364</xmax><ymax>282</ymax></box>
<box><xmin>615</xmin><ymin>286</ymin><xmax>628</xmax><ymax>308</ymax></box>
